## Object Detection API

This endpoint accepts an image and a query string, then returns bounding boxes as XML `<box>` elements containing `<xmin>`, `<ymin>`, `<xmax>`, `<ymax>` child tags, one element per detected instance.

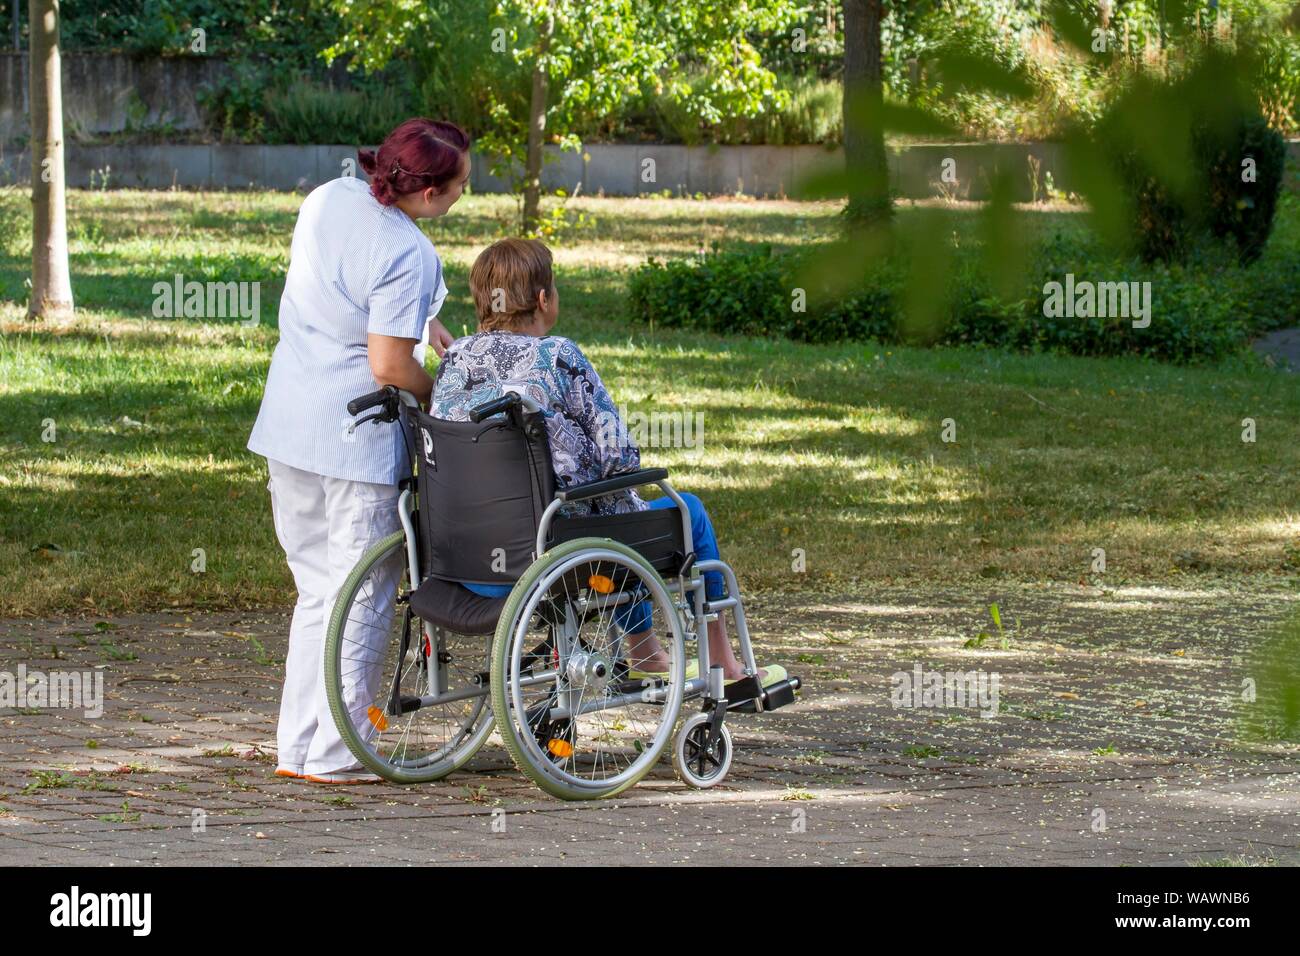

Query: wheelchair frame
<box><xmin>333</xmin><ymin>384</ymin><xmax>800</xmax><ymax>795</ymax></box>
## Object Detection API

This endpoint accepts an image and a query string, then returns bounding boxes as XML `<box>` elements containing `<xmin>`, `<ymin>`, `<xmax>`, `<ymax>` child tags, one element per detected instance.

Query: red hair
<box><xmin>357</xmin><ymin>118</ymin><xmax>470</xmax><ymax>206</ymax></box>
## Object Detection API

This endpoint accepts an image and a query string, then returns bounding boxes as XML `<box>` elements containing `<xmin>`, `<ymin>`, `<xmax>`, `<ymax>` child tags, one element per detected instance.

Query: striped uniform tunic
<box><xmin>248</xmin><ymin>175</ymin><xmax>448</xmax><ymax>485</ymax></box>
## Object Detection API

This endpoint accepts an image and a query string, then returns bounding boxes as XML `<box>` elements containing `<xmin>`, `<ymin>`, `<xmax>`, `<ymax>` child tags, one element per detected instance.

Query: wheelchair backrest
<box><xmin>409</xmin><ymin>406</ymin><xmax>555</xmax><ymax>586</ymax></box>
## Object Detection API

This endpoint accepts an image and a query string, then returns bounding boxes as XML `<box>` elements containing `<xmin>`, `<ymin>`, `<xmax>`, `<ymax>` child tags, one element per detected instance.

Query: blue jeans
<box><xmin>461</xmin><ymin>492</ymin><xmax>725</xmax><ymax>634</ymax></box>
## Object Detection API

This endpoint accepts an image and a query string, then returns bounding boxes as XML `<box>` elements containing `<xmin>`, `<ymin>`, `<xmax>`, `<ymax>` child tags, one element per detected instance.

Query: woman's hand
<box><xmin>428</xmin><ymin>317</ymin><xmax>455</xmax><ymax>358</ymax></box>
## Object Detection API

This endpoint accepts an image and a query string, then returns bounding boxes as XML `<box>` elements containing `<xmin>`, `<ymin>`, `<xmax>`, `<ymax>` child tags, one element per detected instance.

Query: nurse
<box><xmin>248</xmin><ymin>118</ymin><xmax>471</xmax><ymax>784</ymax></box>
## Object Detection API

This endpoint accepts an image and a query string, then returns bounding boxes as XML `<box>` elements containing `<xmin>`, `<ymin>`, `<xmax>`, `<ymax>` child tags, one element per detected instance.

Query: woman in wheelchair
<box><xmin>429</xmin><ymin>238</ymin><xmax>786</xmax><ymax>687</ymax></box>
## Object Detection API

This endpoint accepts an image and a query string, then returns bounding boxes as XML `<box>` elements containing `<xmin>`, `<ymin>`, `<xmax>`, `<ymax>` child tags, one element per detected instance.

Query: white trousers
<box><xmin>266</xmin><ymin>458</ymin><xmax>402</xmax><ymax>776</ymax></box>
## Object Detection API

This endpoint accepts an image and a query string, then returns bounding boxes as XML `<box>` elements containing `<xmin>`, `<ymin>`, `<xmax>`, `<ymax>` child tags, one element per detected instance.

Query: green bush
<box><xmin>627</xmin><ymin>246</ymin><xmax>789</xmax><ymax>336</ymax></box>
<box><xmin>1227</xmin><ymin>201</ymin><xmax>1300</xmax><ymax>333</ymax></box>
<box><xmin>626</xmin><ymin>231</ymin><xmax>1276</xmax><ymax>365</ymax></box>
<box><xmin>1110</xmin><ymin>145</ymin><xmax>1192</xmax><ymax>264</ymax></box>
<box><xmin>708</xmin><ymin>75</ymin><xmax>843</xmax><ymax>146</ymax></box>
<box><xmin>262</xmin><ymin>81</ymin><xmax>413</xmax><ymax>147</ymax></box>
<box><xmin>1096</xmin><ymin>50</ymin><xmax>1286</xmax><ymax>265</ymax></box>
<box><xmin>195</xmin><ymin>62</ymin><xmax>268</xmax><ymax>143</ymax></box>
<box><xmin>1251</xmin><ymin>30</ymin><xmax>1300</xmax><ymax>132</ymax></box>
<box><xmin>626</xmin><ymin>73</ymin><xmax>841</xmax><ymax>146</ymax></box>
<box><xmin>1198</xmin><ymin>114</ymin><xmax>1286</xmax><ymax>264</ymax></box>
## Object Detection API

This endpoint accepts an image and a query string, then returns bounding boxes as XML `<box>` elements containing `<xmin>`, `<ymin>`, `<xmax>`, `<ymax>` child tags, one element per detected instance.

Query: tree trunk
<box><xmin>522</xmin><ymin>7</ymin><xmax>554</xmax><ymax>235</ymax></box>
<box><xmin>842</xmin><ymin>0</ymin><xmax>890</xmax><ymax>227</ymax></box>
<box><xmin>28</xmin><ymin>0</ymin><xmax>72</xmax><ymax>319</ymax></box>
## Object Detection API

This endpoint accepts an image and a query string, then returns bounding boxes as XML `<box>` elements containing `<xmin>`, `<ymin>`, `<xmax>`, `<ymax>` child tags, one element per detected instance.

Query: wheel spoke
<box><xmin>497</xmin><ymin>542</ymin><xmax>688</xmax><ymax>797</ymax></box>
<box><xmin>325</xmin><ymin>538</ymin><xmax>493</xmax><ymax>781</ymax></box>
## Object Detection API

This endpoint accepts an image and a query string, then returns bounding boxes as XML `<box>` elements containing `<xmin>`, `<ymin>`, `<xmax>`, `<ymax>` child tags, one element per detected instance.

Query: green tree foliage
<box><xmin>325</xmin><ymin>0</ymin><xmax>801</xmax><ymax>232</ymax></box>
<box><xmin>55</xmin><ymin>0</ymin><xmax>341</xmax><ymax>62</ymax></box>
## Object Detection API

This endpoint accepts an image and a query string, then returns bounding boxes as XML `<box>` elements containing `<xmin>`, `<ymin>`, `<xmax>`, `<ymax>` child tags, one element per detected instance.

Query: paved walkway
<box><xmin>2</xmin><ymin>583</ymin><xmax>1297</xmax><ymax>865</ymax></box>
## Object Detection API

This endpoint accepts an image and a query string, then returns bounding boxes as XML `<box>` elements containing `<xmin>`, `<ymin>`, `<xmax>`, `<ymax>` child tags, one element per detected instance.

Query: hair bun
<box><xmin>359</xmin><ymin>118</ymin><xmax>471</xmax><ymax>207</ymax></box>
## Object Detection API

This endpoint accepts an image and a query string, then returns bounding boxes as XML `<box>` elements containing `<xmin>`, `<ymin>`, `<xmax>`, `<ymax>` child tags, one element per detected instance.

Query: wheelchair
<box><xmin>322</xmin><ymin>384</ymin><xmax>800</xmax><ymax>800</ymax></box>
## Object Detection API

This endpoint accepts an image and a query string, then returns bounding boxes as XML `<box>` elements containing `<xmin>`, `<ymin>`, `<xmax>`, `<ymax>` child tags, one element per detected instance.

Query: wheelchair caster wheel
<box><xmin>673</xmin><ymin>712</ymin><xmax>733</xmax><ymax>789</ymax></box>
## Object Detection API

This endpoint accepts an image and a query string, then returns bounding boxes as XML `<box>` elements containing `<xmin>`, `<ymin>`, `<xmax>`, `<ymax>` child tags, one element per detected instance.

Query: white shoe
<box><xmin>304</xmin><ymin>768</ymin><xmax>383</xmax><ymax>785</ymax></box>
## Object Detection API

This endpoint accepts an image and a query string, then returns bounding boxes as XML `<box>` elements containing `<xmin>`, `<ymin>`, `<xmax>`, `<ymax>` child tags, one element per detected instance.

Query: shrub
<box><xmin>711</xmin><ymin>75</ymin><xmax>843</xmax><ymax>146</ymax></box>
<box><xmin>1096</xmin><ymin>50</ymin><xmax>1286</xmax><ymax>265</ymax></box>
<box><xmin>262</xmin><ymin>81</ymin><xmax>413</xmax><ymax>147</ymax></box>
<box><xmin>626</xmin><ymin>235</ymin><xmax>1271</xmax><ymax>365</ymax></box>
<box><xmin>195</xmin><ymin>62</ymin><xmax>268</xmax><ymax>143</ymax></box>
<box><xmin>1252</xmin><ymin>30</ymin><xmax>1300</xmax><ymax>132</ymax></box>
<box><xmin>793</xmin><ymin>279</ymin><xmax>900</xmax><ymax>344</ymax></box>
<box><xmin>604</xmin><ymin>73</ymin><xmax>842</xmax><ymax>147</ymax></box>
<box><xmin>628</xmin><ymin>245</ymin><xmax>788</xmax><ymax>336</ymax></box>
<box><xmin>785</xmin><ymin>252</ymin><xmax>903</xmax><ymax>344</ymax></box>
<box><xmin>1228</xmin><ymin>193</ymin><xmax>1300</xmax><ymax>333</ymax></box>
<box><xmin>1111</xmin><ymin>146</ymin><xmax>1192</xmax><ymax>263</ymax></box>
<box><xmin>1198</xmin><ymin>114</ymin><xmax>1286</xmax><ymax>264</ymax></box>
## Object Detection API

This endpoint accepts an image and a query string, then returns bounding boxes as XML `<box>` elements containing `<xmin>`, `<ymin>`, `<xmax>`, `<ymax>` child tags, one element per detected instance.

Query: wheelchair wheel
<box><xmin>673</xmin><ymin>712</ymin><xmax>733</xmax><ymax>789</ymax></box>
<box><xmin>325</xmin><ymin>531</ymin><xmax>494</xmax><ymax>784</ymax></box>
<box><xmin>490</xmin><ymin>538</ymin><xmax>687</xmax><ymax>800</ymax></box>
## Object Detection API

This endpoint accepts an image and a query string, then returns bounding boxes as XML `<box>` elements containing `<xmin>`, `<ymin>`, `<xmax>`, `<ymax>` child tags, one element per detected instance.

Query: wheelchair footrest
<box><xmin>726</xmin><ymin>676</ymin><xmax>800</xmax><ymax>714</ymax></box>
<box><xmin>723</xmin><ymin>675</ymin><xmax>762</xmax><ymax>704</ymax></box>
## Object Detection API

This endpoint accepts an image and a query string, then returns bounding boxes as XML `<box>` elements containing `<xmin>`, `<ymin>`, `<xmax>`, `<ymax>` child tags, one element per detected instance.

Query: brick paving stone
<box><xmin>2</xmin><ymin>584</ymin><xmax>1298</xmax><ymax>865</ymax></box>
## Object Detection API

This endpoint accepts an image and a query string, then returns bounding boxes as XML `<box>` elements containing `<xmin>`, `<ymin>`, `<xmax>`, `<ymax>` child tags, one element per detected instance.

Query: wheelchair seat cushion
<box><xmin>409</xmin><ymin>577</ymin><xmax>507</xmax><ymax>635</ymax></box>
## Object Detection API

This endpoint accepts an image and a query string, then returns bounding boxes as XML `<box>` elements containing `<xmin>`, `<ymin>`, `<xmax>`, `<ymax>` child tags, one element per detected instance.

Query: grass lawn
<box><xmin>0</xmin><ymin>188</ymin><xmax>1297</xmax><ymax>617</ymax></box>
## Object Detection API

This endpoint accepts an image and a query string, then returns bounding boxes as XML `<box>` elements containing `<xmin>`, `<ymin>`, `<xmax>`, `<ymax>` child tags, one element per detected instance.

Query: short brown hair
<box><xmin>469</xmin><ymin>238</ymin><xmax>554</xmax><ymax>332</ymax></box>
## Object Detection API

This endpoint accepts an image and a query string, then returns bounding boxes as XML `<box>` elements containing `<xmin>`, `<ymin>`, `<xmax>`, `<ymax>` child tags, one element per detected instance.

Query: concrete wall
<box><xmin>501</xmin><ymin>143</ymin><xmax>1072</xmax><ymax>202</ymax></box>
<box><xmin>0</xmin><ymin>53</ymin><xmax>227</xmax><ymax>143</ymax></box>
<box><xmin>0</xmin><ymin>134</ymin><xmax>1295</xmax><ymax>202</ymax></box>
<box><xmin>0</xmin><ymin>141</ymin><xmax>1085</xmax><ymax>201</ymax></box>
<box><xmin>474</xmin><ymin>144</ymin><xmax>848</xmax><ymax>200</ymax></box>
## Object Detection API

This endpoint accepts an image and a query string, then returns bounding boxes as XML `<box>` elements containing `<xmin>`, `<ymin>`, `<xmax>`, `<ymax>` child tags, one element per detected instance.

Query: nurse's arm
<box><xmin>367</xmin><ymin>333</ymin><xmax>434</xmax><ymax>404</ymax></box>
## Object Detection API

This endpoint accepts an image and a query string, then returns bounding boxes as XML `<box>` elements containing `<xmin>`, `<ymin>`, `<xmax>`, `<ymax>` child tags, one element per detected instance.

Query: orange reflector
<box><xmin>367</xmin><ymin>706</ymin><xmax>389</xmax><ymax>732</ymax></box>
<box><xmin>588</xmin><ymin>574</ymin><xmax>615</xmax><ymax>594</ymax></box>
<box><xmin>547</xmin><ymin>738</ymin><xmax>574</xmax><ymax>758</ymax></box>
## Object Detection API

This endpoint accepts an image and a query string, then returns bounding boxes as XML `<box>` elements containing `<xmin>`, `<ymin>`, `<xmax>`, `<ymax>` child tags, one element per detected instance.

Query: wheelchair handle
<box><xmin>347</xmin><ymin>385</ymin><xmax>398</xmax><ymax>417</ymax></box>
<box><xmin>469</xmin><ymin>392</ymin><xmax>522</xmax><ymax>423</ymax></box>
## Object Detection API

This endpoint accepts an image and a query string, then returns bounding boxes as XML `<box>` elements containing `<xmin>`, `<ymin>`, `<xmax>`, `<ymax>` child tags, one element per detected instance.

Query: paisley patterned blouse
<box><xmin>429</xmin><ymin>331</ymin><xmax>644</xmax><ymax>515</ymax></box>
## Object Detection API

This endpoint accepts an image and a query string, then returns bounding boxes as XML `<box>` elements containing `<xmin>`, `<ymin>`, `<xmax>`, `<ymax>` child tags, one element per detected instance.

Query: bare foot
<box><xmin>628</xmin><ymin>655</ymin><xmax>672</xmax><ymax>673</ymax></box>
<box><xmin>721</xmin><ymin>666</ymin><xmax>768</xmax><ymax>682</ymax></box>
<box><xmin>624</xmin><ymin>629</ymin><xmax>671</xmax><ymax>672</ymax></box>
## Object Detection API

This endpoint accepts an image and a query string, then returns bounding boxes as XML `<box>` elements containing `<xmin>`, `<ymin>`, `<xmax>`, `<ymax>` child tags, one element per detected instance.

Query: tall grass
<box><xmin>0</xmin><ymin>191</ymin><xmax>1297</xmax><ymax>616</ymax></box>
<box><xmin>262</xmin><ymin>82</ymin><xmax>413</xmax><ymax>147</ymax></box>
